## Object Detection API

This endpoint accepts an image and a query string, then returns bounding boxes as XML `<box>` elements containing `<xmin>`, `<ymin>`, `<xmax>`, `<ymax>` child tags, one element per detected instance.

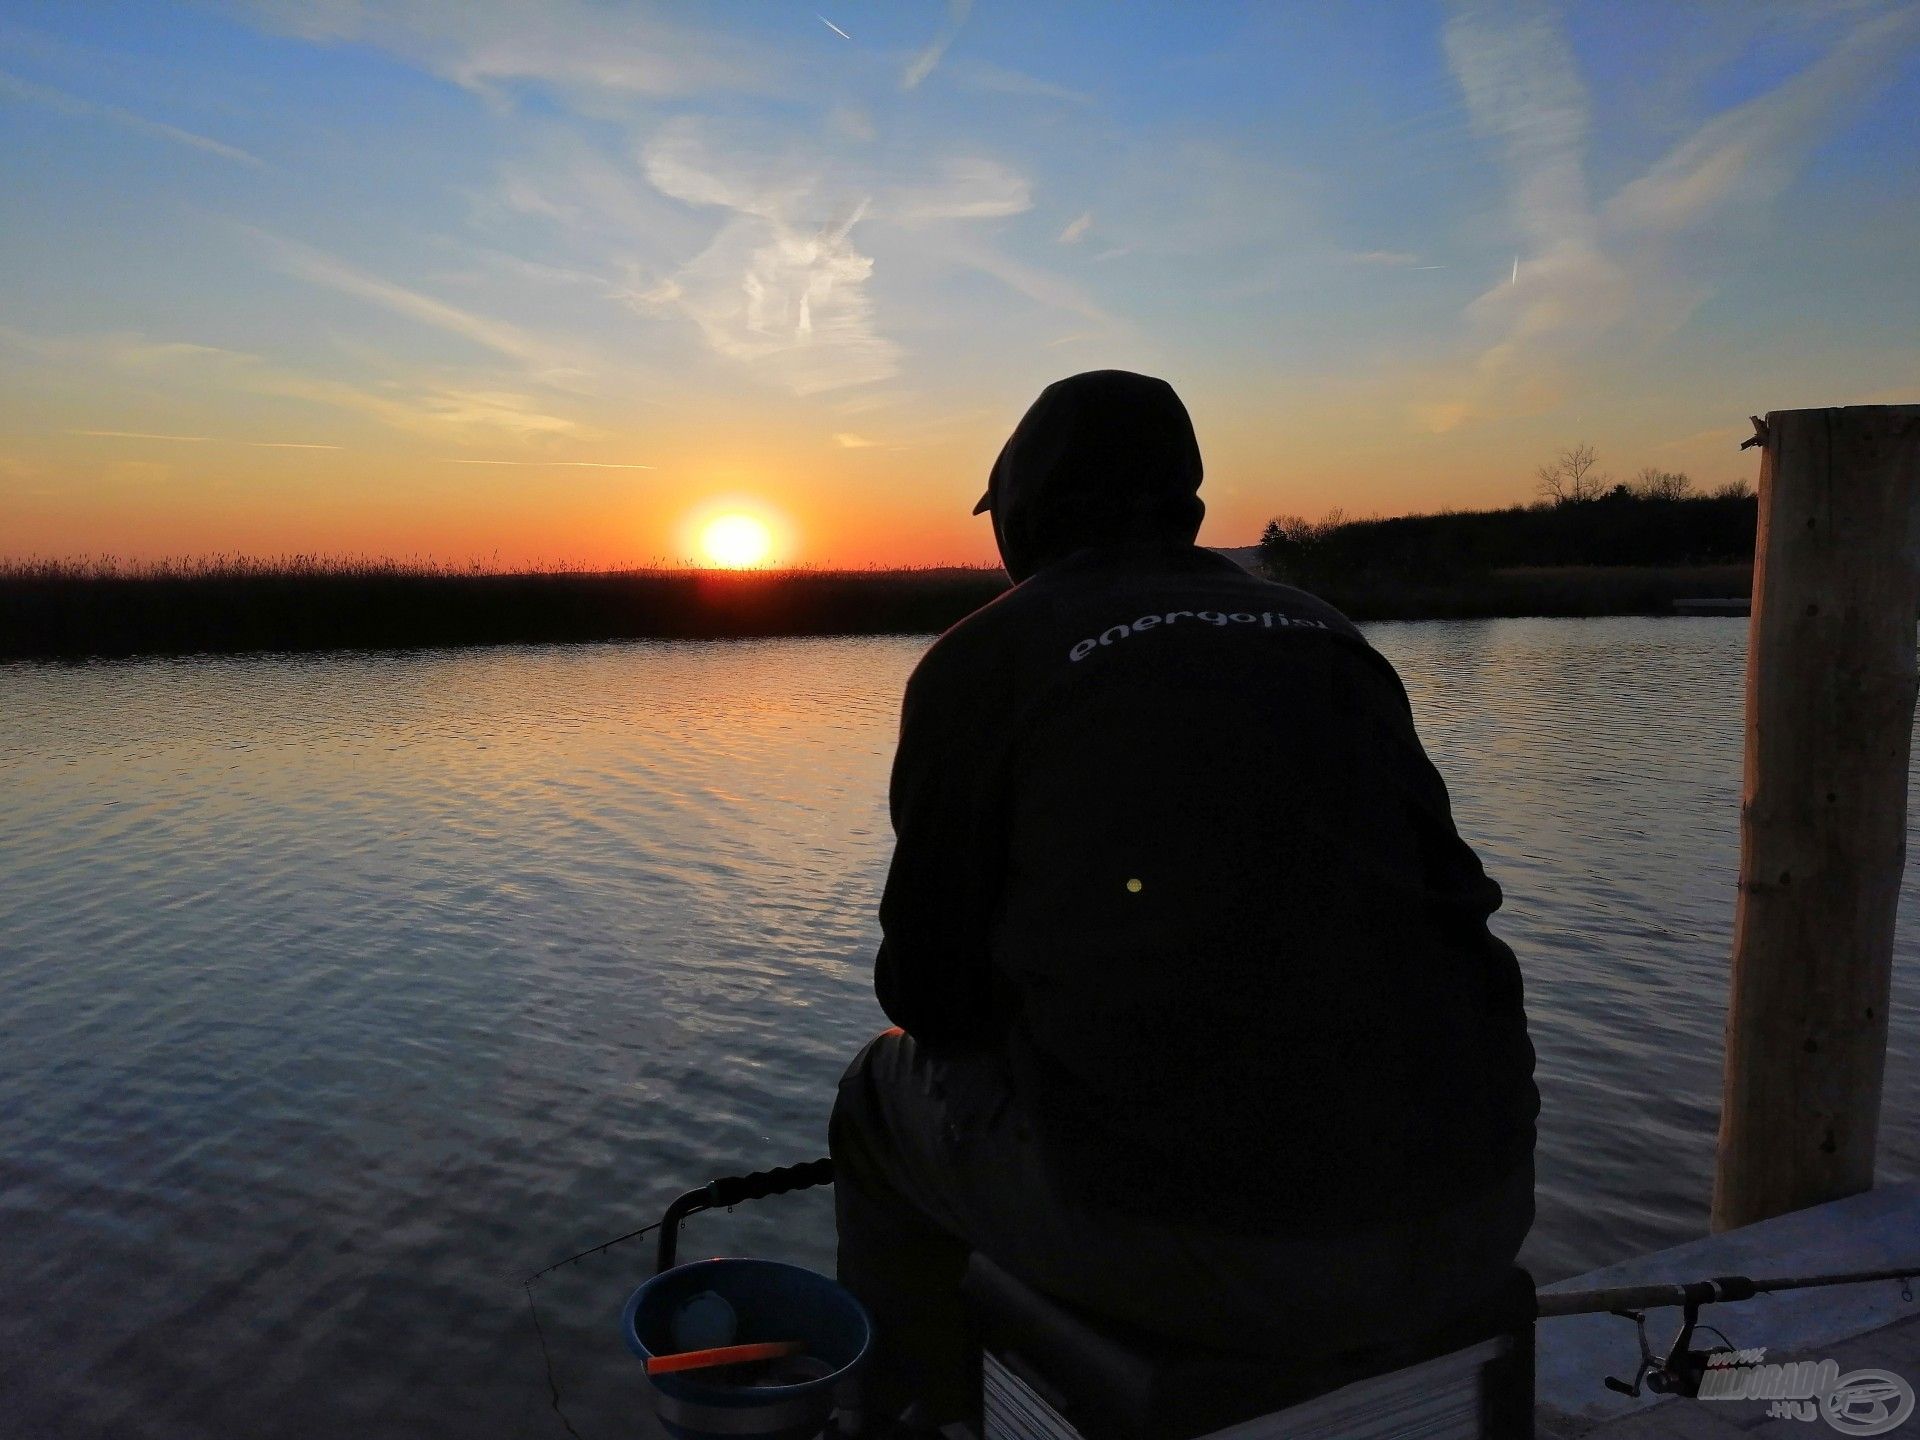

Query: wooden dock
<box><xmin>1536</xmin><ymin>1181</ymin><xmax>1920</xmax><ymax>1436</ymax></box>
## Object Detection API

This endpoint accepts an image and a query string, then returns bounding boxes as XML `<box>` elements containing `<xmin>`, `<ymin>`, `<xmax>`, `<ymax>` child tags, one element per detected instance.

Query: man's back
<box><xmin>876</xmin><ymin>538</ymin><xmax>1539</xmax><ymax>1236</ymax></box>
<box><xmin>831</xmin><ymin>371</ymin><xmax>1538</xmax><ymax>1422</ymax></box>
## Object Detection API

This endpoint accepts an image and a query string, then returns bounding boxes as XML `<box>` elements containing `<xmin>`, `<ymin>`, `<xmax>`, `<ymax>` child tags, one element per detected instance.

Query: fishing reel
<box><xmin>1602</xmin><ymin>1295</ymin><xmax>1736</xmax><ymax>1399</ymax></box>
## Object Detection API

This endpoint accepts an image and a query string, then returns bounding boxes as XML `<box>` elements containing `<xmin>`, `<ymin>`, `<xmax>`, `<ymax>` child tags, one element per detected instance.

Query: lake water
<box><xmin>2</xmin><ymin>618</ymin><xmax>1916</xmax><ymax>1439</ymax></box>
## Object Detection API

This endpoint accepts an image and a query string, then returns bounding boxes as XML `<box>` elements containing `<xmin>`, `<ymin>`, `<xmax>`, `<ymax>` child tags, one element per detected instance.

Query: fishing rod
<box><xmin>522</xmin><ymin>1155</ymin><xmax>1917</xmax><ymax>1425</ymax></box>
<box><xmin>1537</xmin><ymin>1265</ymin><xmax>1920</xmax><ymax>1400</ymax></box>
<box><xmin>516</xmin><ymin>1159</ymin><xmax>836</xmax><ymax>1440</ymax></box>
<box><xmin>1538</xmin><ymin>1266</ymin><xmax>1920</xmax><ymax>1318</ymax></box>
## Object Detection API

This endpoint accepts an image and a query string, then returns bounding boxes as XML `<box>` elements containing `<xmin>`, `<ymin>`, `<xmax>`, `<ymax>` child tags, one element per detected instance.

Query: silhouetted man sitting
<box><xmin>829</xmin><ymin>370</ymin><xmax>1539</xmax><ymax>1427</ymax></box>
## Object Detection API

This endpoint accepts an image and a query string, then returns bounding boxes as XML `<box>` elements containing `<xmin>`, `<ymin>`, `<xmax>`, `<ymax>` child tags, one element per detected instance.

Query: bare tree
<box><xmin>1535</xmin><ymin>443</ymin><xmax>1607</xmax><ymax>505</ymax></box>
<box><xmin>1711</xmin><ymin>477</ymin><xmax>1754</xmax><ymax>500</ymax></box>
<box><xmin>1257</xmin><ymin>509</ymin><xmax>1349</xmax><ymax>583</ymax></box>
<box><xmin>1630</xmin><ymin>466</ymin><xmax>1693</xmax><ymax>501</ymax></box>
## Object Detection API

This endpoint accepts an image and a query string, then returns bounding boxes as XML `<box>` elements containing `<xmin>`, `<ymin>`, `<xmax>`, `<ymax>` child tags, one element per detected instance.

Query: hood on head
<box><xmin>974</xmin><ymin>370</ymin><xmax>1205</xmax><ymax>582</ymax></box>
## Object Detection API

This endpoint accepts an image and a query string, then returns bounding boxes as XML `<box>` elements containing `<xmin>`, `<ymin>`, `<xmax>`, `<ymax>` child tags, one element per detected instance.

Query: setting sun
<box><xmin>700</xmin><ymin>513</ymin><xmax>774</xmax><ymax>569</ymax></box>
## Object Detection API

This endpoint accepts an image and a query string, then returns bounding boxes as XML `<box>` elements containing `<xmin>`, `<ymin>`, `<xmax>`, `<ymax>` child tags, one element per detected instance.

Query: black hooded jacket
<box><xmin>873</xmin><ymin>372</ymin><xmax>1538</xmax><ymax>1237</ymax></box>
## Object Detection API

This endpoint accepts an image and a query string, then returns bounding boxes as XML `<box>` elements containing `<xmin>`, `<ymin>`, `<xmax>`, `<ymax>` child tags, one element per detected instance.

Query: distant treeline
<box><xmin>1258</xmin><ymin>488</ymin><xmax>1759</xmax><ymax>589</ymax></box>
<box><xmin>0</xmin><ymin>558</ymin><xmax>1010</xmax><ymax>660</ymax></box>
<box><xmin>1251</xmin><ymin>488</ymin><xmax>1759</xmax><ymax>621</ymax></box>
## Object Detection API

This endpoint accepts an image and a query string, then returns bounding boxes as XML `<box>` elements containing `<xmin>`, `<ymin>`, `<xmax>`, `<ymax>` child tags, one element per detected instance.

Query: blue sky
<box><xmin>2</xmin><ymin>1</ymin><xmax>1916</xmax><ymax>565</ymax></box>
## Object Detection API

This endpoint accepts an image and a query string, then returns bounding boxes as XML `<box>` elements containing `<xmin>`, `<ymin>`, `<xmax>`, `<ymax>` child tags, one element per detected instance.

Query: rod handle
<box><xmin>707</xmin><ymin>1158</ymin><xmax>835</xmax><ymax>1207</ymax></box>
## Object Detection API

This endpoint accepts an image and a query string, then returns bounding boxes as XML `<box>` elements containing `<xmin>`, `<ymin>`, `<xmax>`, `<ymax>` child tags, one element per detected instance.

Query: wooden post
<box><xmin>1712</xmin><ymin>405</ymin><xmax>1920</xmax><ymax>1232</ymax></box>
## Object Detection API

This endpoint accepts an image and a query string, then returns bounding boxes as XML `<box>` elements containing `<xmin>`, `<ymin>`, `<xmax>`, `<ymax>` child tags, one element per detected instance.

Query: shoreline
<box><xmin>1305</xmin><ymin>562</ymin><xmax>1752</xmax><ymax>625</ymax></box>
<box><xmin>0</xmin><ymin>562</ymin><xmax>1754</xmax><ymax>661</ymax></box>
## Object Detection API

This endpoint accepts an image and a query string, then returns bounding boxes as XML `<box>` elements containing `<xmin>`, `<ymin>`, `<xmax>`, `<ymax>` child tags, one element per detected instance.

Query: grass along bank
<box><xmin>0</xmin><ymin>554</ymin><xmax>1759</xmax><ymax>660</ymax></box>
<box><xmin>0</xmin><ymin>557</ymin><xmax>1010</xmax><ymax>660</ymax></box>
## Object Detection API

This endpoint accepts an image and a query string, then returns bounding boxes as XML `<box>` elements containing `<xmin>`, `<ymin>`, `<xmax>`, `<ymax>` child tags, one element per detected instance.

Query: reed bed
<box><xmin>0</xmin><ymin>553</ymin><xmax>1759</xmax><ymax>661</ymax></box>
<box><xmin>0</xmin><ymin>555</ymin><xmax>1011</xmax><ymax>660</ymax></box>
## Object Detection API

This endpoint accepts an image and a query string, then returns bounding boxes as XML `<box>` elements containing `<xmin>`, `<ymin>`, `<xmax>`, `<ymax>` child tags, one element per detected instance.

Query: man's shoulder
<box><xmin>902</xmin><ymin>580</ymin><xmax>1035</xmax><ymax>699</ymax></box>
<box><xmin>905</xmin><ymin>552</ymin><xmax>1382</xmax><ymax>708</ymax></box>
<box><xmin>1252</xmin><ymin>577</ymin><xmax>1360</xmax><ymax>634</ymax></box>
<box><xmin>1037</xmin><ymin>549</ymin><xmax>1364</xmax><ymax>642</ymax></box>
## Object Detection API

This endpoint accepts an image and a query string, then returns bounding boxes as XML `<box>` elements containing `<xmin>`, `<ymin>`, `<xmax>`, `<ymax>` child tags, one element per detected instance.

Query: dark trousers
<box><xmin>828</xmin><ymin>1029</ymin><xmax>1534</xmax><ymax>1425</ymax></box>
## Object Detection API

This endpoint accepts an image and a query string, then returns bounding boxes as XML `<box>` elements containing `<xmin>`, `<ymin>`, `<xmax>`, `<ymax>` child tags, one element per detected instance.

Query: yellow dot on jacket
<box><xmin>1126</xmin><ymin>878</ymin><xmax>1143</xmax><ymax>893</ymax></box>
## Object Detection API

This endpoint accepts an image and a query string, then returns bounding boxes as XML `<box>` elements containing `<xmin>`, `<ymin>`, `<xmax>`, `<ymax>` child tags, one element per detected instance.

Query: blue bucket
<box><xmin>622</xmin><ymin>1258</ymin><xmax>873</xmax><ymax>1440</ymax></box>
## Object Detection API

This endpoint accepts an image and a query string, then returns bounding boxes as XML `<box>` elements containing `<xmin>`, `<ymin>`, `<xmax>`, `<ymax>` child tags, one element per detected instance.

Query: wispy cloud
<box><xmin>0</xmin><ymin>326</ymin><xmax>247</xmax><ymax>370</ymax></box>
<box><xmin>1444</xmin><ymin>1</ymin><xmax>1597</xmax><ymax>257</ymax></box>
<box><xmin>247</xmin><ymin>371</ymin><xmax>593</xmax><ymax>442</ymax></box>
<box><xmin>66</xmin><ymin>428</ymin><xmax>339</xmax><ymax>448</ymax></box>
<box><xmin>928</xmin><ymin>233</ymin><xmax>1116</xmax><ymax>327</ymax></box>
<box><xmin>902</xmin><ymin>0</ymin><xmax>972</xmax><ymax>90</ymax></box>
<box><xmin>944</xmin><ymin>59</ymin><xmax>1091</xmax><ymax>106</ymax></box>
<box><xmin>887</xmin><ymin>158</ymin><xmax>1032</xmax><ymax>224</ymax></box>
<box><xmin>818</xmin><ymin>403</ymin><xmax>995</xmax><ymax>453</ymax></box>
<box><xmin>246</xmin><ymin>5</ymin><xmax>1102</xmax><ymax>401</ymax></box>
<box><xmin>1413</xmin><ymin>0</ymin><xmax>1627</xmax><ymax>427</ymax></box>
<box><xmin>636</xmin><ymin>117</ymin><xmax>898</xmax><ymax>395</ymax></box>
<box><xmin>815</xmin><ymin>147</ymin><xmax>1109</xmax><ymax>339</ymax></box>
<box><xmin>493</xmin><ymin>145</ymin><xmax>708</xmax><ymax>259</ymax></box>
<box><xmin>434</xmin><ymin>457</ymin><xmax>653</xmax><ymax>468</ymax></box>
<box><xmin>1419</xmin><ymin>0</ymin><xmax>1919</xmax><ymax>430</ymax></box>
<box><xmin>1093</xmin><ymin>139</ymin><xmax>1312</xmax><ymax>262</ymax></box>
<box><xmin>248</xmin><ymin>228</ymin><xmax>573</xmax><ymax>372</ymax></box>
<box><xmin>0</xmin><ymin>70</ymin><xmax>263</xmax><ymax>167</ymax></box>
<box><xmin>827</xmin><ymin>103</ymin><xmax>877</xmax><ymax>143</ymax></box>
<box><xmin>434</xmin><ymin>246</ymin><xmax>610</xmax><ymax>291</ymax></box>
<box><xmin>8</xmin><ymin>325</ymin><xmax>592</xmax><ymax>445</ymax></box>
<box><xmin>1603</xmin><ymin>5</ymin><xmax>1920</xmax><ymax>237</ymax></box>
<box><xmin>249</xmin><ymin>0</ymin><xmax>774</xmax><ymax>103</ymax></box>
<box><xmin>1058</xmin><ymin>212</ymin><xmax>1094</xmax><ymax>245</ymax></box>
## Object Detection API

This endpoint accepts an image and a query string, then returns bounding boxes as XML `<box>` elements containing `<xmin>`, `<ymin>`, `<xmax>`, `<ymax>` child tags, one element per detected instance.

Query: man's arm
<box><xmin>872</xmin><ymin>659</ymin><xmax>1003</xmax><ymax>1049</ymax></box>
<box><xmin>1360</xmin><ymin>650</ymin><xmax>1529</xmax><ymax>1016</ymax></box>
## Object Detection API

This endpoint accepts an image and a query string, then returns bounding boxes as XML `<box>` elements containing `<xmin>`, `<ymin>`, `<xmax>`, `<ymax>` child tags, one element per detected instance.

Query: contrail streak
<box><xmin>1511</xmin><ymin>254</ymin><xmax>1519</xmax><ymax>285</ymax></box>
<box><xmin>818</xmin><ymin>14</ymin><xmax>852</xmax><ymax>39</ymax></box>
<box><xmin>68</xmin><ymin>429</ymin><xmax>339</xmax><ymax>448</ymax></box>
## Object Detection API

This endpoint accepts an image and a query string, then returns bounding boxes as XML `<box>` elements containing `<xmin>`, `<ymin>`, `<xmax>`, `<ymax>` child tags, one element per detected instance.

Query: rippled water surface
<box><xmin>3</xmin><ymin>621</ymin><xmax>1916</xmax><ymax>1439</ymax></box>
